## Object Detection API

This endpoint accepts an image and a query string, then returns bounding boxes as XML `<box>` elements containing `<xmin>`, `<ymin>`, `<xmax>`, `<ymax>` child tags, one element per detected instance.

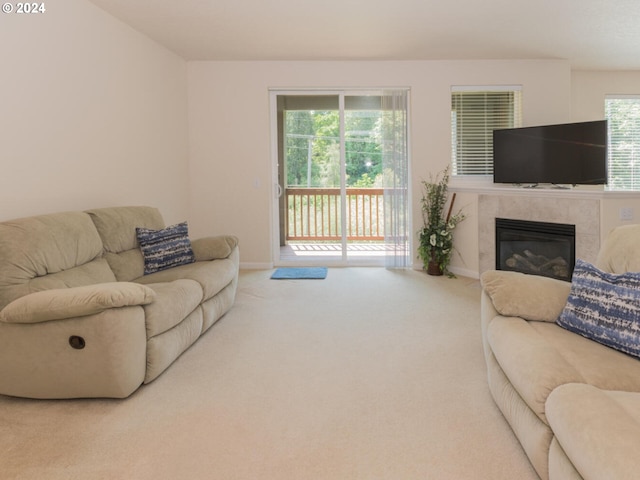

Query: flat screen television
<box><xmin>493</xmin><ymin>120</ymin><xmax>608</xmax><ymax>186</ymax></box>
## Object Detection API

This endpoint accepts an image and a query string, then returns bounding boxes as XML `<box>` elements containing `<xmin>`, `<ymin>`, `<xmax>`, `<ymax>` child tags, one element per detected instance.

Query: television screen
<box><xmin>493</xmin><ymin>120</ymin><xmax>607</xmax><ymax>186</ymax></box>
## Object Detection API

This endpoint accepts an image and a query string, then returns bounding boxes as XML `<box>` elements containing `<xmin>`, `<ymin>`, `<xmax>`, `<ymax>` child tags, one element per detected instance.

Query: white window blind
<box><xmin>451</xmin><ymin>87</ymin><xmax>522</xmax><ymax>175</ymax></box>
<box><xmin>605</xmin><ymin>95</ymin><xmax>640</xmax><ymax>190</ymax></box>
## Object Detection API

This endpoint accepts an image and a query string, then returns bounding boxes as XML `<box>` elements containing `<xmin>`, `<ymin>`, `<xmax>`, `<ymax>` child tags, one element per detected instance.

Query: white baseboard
<box><xmin>241</xmin><ymin>261</ymin><xmax>480</xmax><ymax>278</ymax></box>
<box><xmin>448</xmin><ymin>266</ymin><xmax>480</xmax><ymax>279</ymax></box>
<box><xmin>240</xmin><ymin>262</ymin><xmax>273</xmax><ymax>270</ymax></box>
<box><xmin>412</xmin><ymin>262</ymin><xmax>479</xmax><ymax>279</ymax></box>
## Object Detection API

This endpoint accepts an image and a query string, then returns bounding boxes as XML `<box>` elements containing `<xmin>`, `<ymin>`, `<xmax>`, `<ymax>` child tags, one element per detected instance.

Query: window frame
<box><xmin>605</xmin><ymin>95</ymin><xmax>640</xmax><ymax>191</ymax></box>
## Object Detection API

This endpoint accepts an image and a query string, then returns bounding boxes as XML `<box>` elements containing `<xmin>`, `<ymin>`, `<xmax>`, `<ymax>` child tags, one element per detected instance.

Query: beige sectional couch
<box><xmin>480</xmin><ymin>224</ymin><xmax>640</xmax><ymax>480</ymax></box>
<box><xmin>0</xmin><ymin>206</ymin><xmax>239</xmax><ymax>399</ymax></box>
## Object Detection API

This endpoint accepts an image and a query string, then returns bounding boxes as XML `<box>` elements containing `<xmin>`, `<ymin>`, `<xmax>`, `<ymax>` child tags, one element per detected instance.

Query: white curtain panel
<box><xmin>382</xmin><ymin>89</ymin><xmax>411</xmax><ymax>268</ymax></box>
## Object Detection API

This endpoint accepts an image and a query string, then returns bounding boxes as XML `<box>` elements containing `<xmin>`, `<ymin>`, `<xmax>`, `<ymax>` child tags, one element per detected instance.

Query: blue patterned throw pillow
<box><xmin>557</xmin><ymin>259</ymin><xmax>640</xmax><ymax>358</ymax></box>
<box><xmin>136</xmin><ymin>222</ymin><xmax>196</xmax><ymax>275</ymax></box>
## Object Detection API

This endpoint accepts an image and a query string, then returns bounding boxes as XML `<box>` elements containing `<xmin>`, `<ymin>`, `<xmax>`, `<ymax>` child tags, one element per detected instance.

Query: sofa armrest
<box><xmin>0</xmin><ymin>282</ymin><xmax>156</xmax><ymax>324</ymax></box>
<box><xmin>191</xmin><ymin>235</ymin><xmax>239</xmax><ymax>261</ymax></box>
<box><xmin>480</xmin><ymin>270</ymin><xmax>571</xmax><ymax>322</ymax></box>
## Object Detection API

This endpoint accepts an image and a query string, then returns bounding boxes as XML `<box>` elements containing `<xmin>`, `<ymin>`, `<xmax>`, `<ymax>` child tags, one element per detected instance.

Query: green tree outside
<box><xmin>285</xmin><ymin>109</ymin><xmax>383</xmax><ymax>187</ymax></box>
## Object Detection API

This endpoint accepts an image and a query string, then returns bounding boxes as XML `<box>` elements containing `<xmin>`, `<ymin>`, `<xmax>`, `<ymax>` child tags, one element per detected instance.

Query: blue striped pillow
<box><xmin>136</xmin><ymin>222</ymin><xmax>195</xmax><ymax>275</ymax></box>
<box><xmin>557</xmin><ymin>259</ymin><xmax>640</xmax><ymax>358</ymax></box>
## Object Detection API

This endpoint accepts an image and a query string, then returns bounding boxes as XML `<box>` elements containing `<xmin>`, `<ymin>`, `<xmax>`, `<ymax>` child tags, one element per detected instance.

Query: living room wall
<box><xmin>4</xmin><ymin>1</ymin><xmax>638</xmax><ymax>276</ymax></box>
<box><xmin>571</xmin><ymin>70</ymin><xmax>640</xmax><ymax>240</ymax></box>
<box><xmin>187</xmin><ymin>60</ymin><xmax>571</xmax><ymax>271</ymax></box>
<box><xmin>0</xmin><ymin>0</ymin><xmax>189</xmax><ymax>224</ymax></box>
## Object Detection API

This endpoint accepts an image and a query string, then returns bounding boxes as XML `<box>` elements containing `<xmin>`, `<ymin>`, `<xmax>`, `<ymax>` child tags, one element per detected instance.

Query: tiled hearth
<box><xmin>478</xmin><ymin>193</ymin><xmax>600</xmax><ymax>275</ymax></box>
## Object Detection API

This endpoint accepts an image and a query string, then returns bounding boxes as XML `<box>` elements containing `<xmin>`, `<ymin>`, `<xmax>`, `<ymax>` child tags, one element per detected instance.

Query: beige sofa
<box><xmin>0</xmin><ymin>206</ymin><xmax>239</xmax><ymax>399</ymax></box>
<box><xmin>480</xmin><ymin>224</ymin><xmax>640</xmax><ymax>480</ymax></box>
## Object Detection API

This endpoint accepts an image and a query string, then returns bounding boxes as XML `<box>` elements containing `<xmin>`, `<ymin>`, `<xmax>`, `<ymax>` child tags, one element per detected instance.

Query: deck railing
<box><xmin>286</xmin><ymin>187</ymin><xmax>384</xmax><ymax>241</ymax></box>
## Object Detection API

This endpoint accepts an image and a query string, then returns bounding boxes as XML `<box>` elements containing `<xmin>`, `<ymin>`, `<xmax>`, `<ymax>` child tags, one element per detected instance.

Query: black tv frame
<box><xmin>493</xmin><ymin>120</ymin><xmax>607</xmax><ymax>187</ymax></box>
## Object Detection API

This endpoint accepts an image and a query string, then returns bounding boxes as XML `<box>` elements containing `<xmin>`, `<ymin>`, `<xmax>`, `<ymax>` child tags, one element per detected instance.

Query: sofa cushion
<box><xmin>481</xmin><ymin>270</ymin><xmax>571</xmax><ymax>322</ymax></box>
<box><xmin>142</xmin><ymin>280</ymin><xmax>203</xmax><ymax>338</ymax></box>
<box><xmin>135</xmin><ymin>257</ymin><xmax>237</xmax><ymax>301</ymax></box>
<box><xmin>144</xmin><ymin>308</ymin><xmax>204</xmax><ymax>384</ymax></box>
<box><xmin>137</xmin><ymin>222</ymin><xmax>196</xmax><ymax>275</ymax></box>
<box><xmin>0</xmin><ymin>211</ymin><xmax>108</xmax><ymax>310</ymax></box>
<box><xmin>86</xmin><ymin>206</ymin><xmax>165</xmax><ymax>281</ymax></box>
<box><xmin>488</xmin><ymin>317</ymin><xmax>640</xmax><ymax>424</ymax></box>
<box><xmin>87</xmin><ymin>206</ymin><xmax>165</xmax><ymax>253</ymax></box>
<box><xmin>0</xmin><ymin>282</ymin><xmax>156</xmax><ymax>324</ymax></box>
<box><xmin>546</xmin><ymin>384</ymin><xmax>640</xmax><ymax>480</ymax></box>
<box><xmin>101</xmin><ymin>249</ymin><xmax>146</xmax><ymax>283</ymax></box>
<box><xmin>557</xmin><ymin>259</ymin><xmax>640</xmax><ymax>358</ymax></box>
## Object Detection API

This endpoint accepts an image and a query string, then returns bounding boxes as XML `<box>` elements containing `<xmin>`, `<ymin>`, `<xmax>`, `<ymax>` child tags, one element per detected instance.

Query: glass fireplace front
<box><xmin>495</xmin><ymin>218</ymin><xmax>576</xmax><ymax>282</ymax></box>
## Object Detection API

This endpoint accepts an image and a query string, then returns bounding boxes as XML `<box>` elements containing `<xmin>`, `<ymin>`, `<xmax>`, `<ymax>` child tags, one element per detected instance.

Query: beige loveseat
<box><xmin>480</xmin><ymin>224</ymin><xmax>640</xmax><ymax>480</ymax></box>
<box><xmin>0</xmin><ymin>206</ymin><xmax>239</xmax><ymax>399</ymax></box>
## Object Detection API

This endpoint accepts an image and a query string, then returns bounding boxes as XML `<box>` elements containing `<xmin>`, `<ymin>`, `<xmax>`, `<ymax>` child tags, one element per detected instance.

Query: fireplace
<box><xmin>495</xmin><ymin>218</ymin><xmax>576</xmax><ymax>281</ymax></box>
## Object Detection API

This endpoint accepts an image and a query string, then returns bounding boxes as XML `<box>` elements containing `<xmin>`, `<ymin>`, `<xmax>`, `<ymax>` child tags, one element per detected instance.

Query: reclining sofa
<box><xmin>481</xmin><ymin>224</ymin><xmax>640</xmax><ymax>479</ymax></box>
<box><xmin>0</xmin><ymin>206</ymin><xmax>239</xmax><ymax>399</ymax></box>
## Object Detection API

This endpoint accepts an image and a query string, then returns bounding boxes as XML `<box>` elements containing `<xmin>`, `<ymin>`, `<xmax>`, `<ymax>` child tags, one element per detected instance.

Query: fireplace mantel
<box><xmin>476</xmin><ymin>192</ymin><xmax>600</xmax><ymax>276</ymax></box>
<box><xmin>450</xmin><ymin>181</ymin><xmax>638</xmax><ymax>199</ymax></box>
<box><xmin>441</xmin><ymin>182</ymin><xmax>640</xmax><ymax>278</ymax></box>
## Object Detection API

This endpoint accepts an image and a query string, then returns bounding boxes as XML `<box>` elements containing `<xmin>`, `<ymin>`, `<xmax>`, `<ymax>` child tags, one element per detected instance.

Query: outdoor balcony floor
<box><xmin>279</xmin><ymin>242</ymin><xmax>399</xmax><ymax>265</ymax></box>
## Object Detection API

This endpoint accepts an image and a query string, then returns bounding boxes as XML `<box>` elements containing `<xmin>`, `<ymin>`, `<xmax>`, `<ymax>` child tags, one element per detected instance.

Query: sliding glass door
<box><xmin>271</xmin><ymin>90</ymin><xmax>410</xmax><ymax>267</ymax></box>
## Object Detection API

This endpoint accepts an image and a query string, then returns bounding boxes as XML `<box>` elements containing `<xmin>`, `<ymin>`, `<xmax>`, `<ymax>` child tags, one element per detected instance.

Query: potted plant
<box><xmin>418</xmin><ymin>166</ymin><xmax>466</xmax><ymax>277</ymax></box>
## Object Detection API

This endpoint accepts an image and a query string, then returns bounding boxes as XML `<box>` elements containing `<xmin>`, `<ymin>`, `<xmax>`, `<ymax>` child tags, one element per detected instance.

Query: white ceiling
<box><xmin>88</xmin><ymin>0</ymin><xmax>640</xmax><ymax>69</ymax></box>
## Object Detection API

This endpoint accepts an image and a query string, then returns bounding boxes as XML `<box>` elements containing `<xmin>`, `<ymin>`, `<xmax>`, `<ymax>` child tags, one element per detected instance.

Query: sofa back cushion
<box><xmin>596</xmin><ymin>224</ymin><xmax>640</xmax><ymax>274</ymax></box>
<box><xmin>86</xmin><ymin>206</ymin><xmax>165</xmax><ymax>281</ymax></box>
<box><xmin>0</xmin><ymin>211</ymin><xmax>115</xmax><ymax>310</ymax></box>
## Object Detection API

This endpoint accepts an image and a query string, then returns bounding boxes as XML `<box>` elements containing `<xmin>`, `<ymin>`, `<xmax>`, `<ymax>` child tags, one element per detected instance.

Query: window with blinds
<box><xmin>605</xmin><ymin>96</ymin><xmax>640</xmax><ymax>190</ymax></box>
<box><xmin>451</xmin><ymin>87</ymin><xmax>522</xmax><ymax>176</ymax></box>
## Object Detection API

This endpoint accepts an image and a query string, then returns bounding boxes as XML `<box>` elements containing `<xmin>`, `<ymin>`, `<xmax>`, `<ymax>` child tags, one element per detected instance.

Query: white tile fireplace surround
<box><xmin>478</xmin><ymin>192</ymin><xmax>600</xmax><ymax>276</ymax></box>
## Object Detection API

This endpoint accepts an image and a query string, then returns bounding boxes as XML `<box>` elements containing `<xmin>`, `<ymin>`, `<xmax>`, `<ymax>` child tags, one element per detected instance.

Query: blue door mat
<box><xmin>271</xmin><ymin>267</ymin><xmax>328</xmax><ymax>280</ymax></box>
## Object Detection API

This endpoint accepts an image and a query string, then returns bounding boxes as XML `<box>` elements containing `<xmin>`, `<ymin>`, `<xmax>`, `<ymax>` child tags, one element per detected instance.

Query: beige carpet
<box><xmin>0</xmin><ymin>268</ymin><xmax>538</xmax><ymax>479</ymax></box>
